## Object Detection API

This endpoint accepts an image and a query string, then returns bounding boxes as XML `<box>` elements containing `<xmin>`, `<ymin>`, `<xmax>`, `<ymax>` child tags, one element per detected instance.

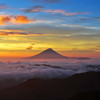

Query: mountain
<box><xmin>27</xmin><ymin>48</ymin><xmax>90</xmax><ymax>59</ymax></box>
<box><xmin>28</xmin><ymin>48</ymin><xmax>68</xmax><ymax>59</ymax></box>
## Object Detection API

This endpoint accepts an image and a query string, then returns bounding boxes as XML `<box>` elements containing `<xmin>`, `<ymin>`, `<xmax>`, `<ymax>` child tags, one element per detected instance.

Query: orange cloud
<box><xmin>12</xmin><ymin>15</ymin><xmax>31</xmax><ymax>24</ymax></box>
<box><xmin>0</xmin><ymin>14</ymin><xmax>33</xmax><ymax>25</ymax></box>
<box><xmin>0</xmin><ymin>15</ymin><xmax>11</xmax><ymax>25</ymax></box>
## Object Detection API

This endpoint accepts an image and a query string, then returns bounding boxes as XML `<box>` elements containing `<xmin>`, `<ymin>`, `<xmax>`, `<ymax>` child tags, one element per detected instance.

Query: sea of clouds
<box><xmin>0</xmin><ymin>58</ymin><xmax>100</xmax><ymax>80</ymax></box>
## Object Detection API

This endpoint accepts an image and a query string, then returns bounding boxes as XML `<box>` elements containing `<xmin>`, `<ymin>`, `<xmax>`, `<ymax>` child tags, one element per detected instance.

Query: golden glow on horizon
<box><xmin>0</xmin><ymin>49</ymin><xmax>100</xmax><ymax>58</ymax></box>
<box><xmin>0</xmin><ymin>26</ymin><xmax>100</xmax><ymax>58</ymax></box>
<box><xmin>0</xmin><ymin>36</ymin><xmax>100</xmax><ymax>58</ymax></box>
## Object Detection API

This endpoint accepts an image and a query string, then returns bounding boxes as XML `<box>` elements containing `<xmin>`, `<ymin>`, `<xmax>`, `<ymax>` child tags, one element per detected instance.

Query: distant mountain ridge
<box><xmin>27</xmin><ymin>48</ymin><xmax>90</xmax><ymax>59</ymax></box>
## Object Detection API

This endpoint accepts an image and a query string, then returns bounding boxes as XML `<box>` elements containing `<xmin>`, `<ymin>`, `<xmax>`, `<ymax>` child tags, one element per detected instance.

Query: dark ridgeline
<box><xmin>0</xmin><ymin>71</ymin><xmax>100</xmax><ymax>100</ymax></box>
<box><xmin>27</xmin><ymin>48</ymin><xmax>90</xmax><ymax>59</ymax></box>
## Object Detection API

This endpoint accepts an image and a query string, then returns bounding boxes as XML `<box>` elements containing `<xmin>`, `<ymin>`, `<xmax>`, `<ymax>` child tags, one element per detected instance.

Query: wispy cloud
<box><xmin>70</xmin><ymin>49</ymin><xmax>94</xmax><ymax>52</ymax></box>
<box><xmin>0</xmin><ymin>29</ymin><xmax>51</xmax><ymax>36</ymax></box>
<box><xmin>22</xmin><ymin>5</ymin><xmax>44</xmax><ymax>13</ymax></box>
<box><xmin>63</xmin><ymin>12</ymin><xmax>78</xmax><ymax>16</ymax></box>
<box><xmin>79</xmin><ymin>16</ymin><xmax>100</xmax><ymax>23</ymax></box>
<box><xmin>43</xmin><ymin>9</ymin><xmax>65</xmax><ymax>13</ymax></box>
<box><xmin>93</xmin><ymin>17</ymin><xmax>100</xmax><ymax>21</ymax></box>
<box><xmin>0</xmin><ymin>4</ymin><xmax>9</xmax><ymax>9</ymax></box>
<box><xmin>22</xmin><ymin>7</ymin><xmax>65</xmax><ymax>14</ymax></box>
<box><xmin>22</xmin><ymin>6</ymin><xmax>90</xmax><ymax>16</ymax></box>
<box><xmin>96</xmin><ymin>46</ymin><xmax>100</xmax><ymax>48</ymax></box>
<box><xmin>60</xmin><ymin>24</ymin><xmax>100</xmax><ymax>30</ymax></box>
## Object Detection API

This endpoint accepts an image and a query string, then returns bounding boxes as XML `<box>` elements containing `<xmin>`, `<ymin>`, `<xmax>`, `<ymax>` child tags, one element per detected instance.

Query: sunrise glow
<box><xmin>0</xmin><ymin>0</ymin><xmax>100</xmax><ymax>58</ymax></box>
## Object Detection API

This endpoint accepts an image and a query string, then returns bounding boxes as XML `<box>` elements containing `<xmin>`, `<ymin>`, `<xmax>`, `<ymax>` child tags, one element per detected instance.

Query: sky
<box><xmin>0</xmin><ymin>0</ymin><xmax>100</xmax><ymax>58</ymax></box>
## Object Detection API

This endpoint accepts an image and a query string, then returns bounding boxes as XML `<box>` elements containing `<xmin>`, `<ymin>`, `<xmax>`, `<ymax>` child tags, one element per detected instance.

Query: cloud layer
<box><xmin>0</xmin><ymin>29</ymin><xmax>51</xmax><ymax>36</ymax></box>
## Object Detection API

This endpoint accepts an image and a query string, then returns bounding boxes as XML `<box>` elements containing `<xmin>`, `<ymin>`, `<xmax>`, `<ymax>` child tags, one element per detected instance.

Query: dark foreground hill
<box><xmin>69</xmin><ymin>90</ymin><xmax>100</xmax><ymax>100</ymax></box>
<box><xmin>0</xmin><ymin>71</ymin><xmax>100</xmax><ymax>100</ymax></box>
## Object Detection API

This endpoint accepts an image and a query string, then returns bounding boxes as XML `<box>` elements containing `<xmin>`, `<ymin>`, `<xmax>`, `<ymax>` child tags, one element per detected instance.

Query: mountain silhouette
<box><xmin>28</xmin><ymin>48</ymin><xmax>68</xmax><ymax>59</ymax></box>
<box><xmin>27</xmin><ymin>48</ymin><xmax>90</xmax><ymax>59</ymax></box>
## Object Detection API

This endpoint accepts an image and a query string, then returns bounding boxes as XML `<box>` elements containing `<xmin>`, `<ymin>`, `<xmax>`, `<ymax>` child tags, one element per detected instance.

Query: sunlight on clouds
<box><xmin>0</xmin><ymin>29</ymin><xmax>25</xmax><ymax>32</ymax></box>
<box><xmin>0</xmin><ymin>14</ymin><xmax>33</xmax><ymax>25</ymax></box>
<box><xmin>96</xmin><ymin>50</ymin><xmax>100</xmax><ymax>52</ymax></box>
<box><xmin>0</xmin><ymin>14</ymin><xmax>52</xmax><ymax>26</ymax></box>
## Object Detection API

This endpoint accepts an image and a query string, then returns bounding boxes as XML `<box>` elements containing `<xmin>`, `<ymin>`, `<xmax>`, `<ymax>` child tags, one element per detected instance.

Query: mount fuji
<box><xmin>27</xmin><ymin>48</ymin><xmax>90</xmax><ymax>59</ymax></box>
<box><xmin>28</xmin><ymin>48</ymin><xmax>68</xmax><ymax>59</ymax></box>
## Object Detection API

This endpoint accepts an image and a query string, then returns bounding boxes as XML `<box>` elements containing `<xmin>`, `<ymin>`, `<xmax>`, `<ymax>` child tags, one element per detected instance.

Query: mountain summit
<box><xmin>28</xmin><ymin>48</ymin><xmax>67</xmax><ymax>59</ymax></box>
<box><xmin>27</xmin><ymin>48</ymin><xmax>90</xmax><ymax>59</ymax></box>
